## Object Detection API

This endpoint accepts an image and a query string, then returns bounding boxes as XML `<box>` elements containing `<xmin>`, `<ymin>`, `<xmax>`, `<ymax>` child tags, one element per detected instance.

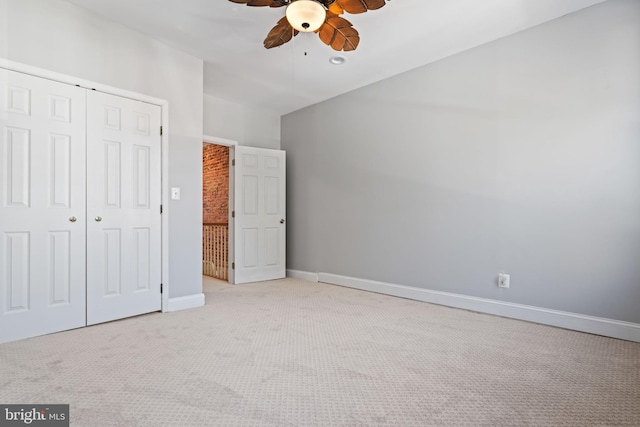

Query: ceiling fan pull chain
<box><xmin>304</xmin><ymin>31</ymin><xmax>308</xmax><ymax>56</ymax></box>
<box><xmin>291</xmin><ymin>24</ymin><xmax>296</xmax><ymax>94</ymax></box>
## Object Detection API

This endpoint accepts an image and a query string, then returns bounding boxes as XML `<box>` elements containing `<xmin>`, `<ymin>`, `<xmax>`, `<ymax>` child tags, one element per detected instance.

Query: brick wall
<box><xmin>202</xmin><ymin>144</ymin><xmax>229</xmax><ymax>224</ymax></box>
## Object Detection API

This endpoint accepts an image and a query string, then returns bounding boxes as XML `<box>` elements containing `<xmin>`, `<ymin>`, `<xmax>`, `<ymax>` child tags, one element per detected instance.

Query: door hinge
<box><xmin>160</xmin><ymin>204</ymin><xmax>163</xmax><ymax>214</ymax></box>
<box><xmin>232</xmin><ymin>211</ymin><xmax>235</xmax><ymax>218</ymax></box>
<box><xmin>160</xmin><ymin>283</ymin><xmax>163</xmax><ymax>293</ymax></box>
<box><xmin>160</xmin><ymin>126</ymin><xmax>163</xmax><ymax>136</ymax></box>
<box><xmin>232</xmin><ymin>262</ymin><xmax>235</xmax><ymax>270</ymax></box>
<box><xmin>232</xmin><ymin>159</ymin><xmax>235</xmax><ymax>166</ymax></box>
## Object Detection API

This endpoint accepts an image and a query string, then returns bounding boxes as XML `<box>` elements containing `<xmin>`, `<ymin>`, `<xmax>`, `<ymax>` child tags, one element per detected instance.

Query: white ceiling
<box><xmin>65</xmin><ymin>0</ymin><xmax>604</xmax><ymax>115</ymax></box>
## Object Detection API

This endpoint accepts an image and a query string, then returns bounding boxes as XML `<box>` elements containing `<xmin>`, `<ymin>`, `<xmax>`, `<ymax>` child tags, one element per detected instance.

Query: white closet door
<box><xmin>86</xmin><ymin>91</ymin><xmax>162</xmax><ymax>325</ymax></box>
<box><xmin>233</xmin><ymin>146</ymin><xmax>286</xmax><ymax>284</ymax></box>
<box><xmin>0</xmin><ymin>69</ymin><xmax>86</xmax><ymax>344</ymax></box>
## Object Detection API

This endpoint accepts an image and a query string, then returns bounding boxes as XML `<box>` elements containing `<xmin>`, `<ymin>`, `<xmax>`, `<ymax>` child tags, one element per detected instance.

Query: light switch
<box><xmin>171</xmin><ymin>187</ymin><xmax>181</xmax><ymax>200</ymax></box>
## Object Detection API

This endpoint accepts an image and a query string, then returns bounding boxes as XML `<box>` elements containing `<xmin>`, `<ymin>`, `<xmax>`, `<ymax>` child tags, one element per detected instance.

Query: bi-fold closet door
<box><xmin>86</xmin><ymin>91</ymin><xmax>162</xmax><ymax>326</ymax></box>
<box><xmin>0</xmin><ymin>69</ymin><xmax>162</xmax><ymax>343</ymax></box>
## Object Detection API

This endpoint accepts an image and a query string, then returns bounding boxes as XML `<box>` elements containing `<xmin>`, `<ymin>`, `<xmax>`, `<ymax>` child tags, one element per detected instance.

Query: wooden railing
<box><xmin>203</xmin><ymin>223</ymin><xmax>228</xmax><ymax>280</ymax></box>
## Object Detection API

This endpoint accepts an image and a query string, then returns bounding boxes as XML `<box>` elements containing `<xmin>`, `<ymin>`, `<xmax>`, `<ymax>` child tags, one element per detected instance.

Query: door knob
<box><xmin>280</xmin><ymin>219</ymin><xmax>285</xmax><ymax>224</ymax></box>
<box><xmin>95</xmin><ymin>216</ymin><xmax>102</xmax><ymax>222</ymax></box>
<box><xmin>69</xmin><ymin>216</ymin><xmax>77</xmax><ymax>223</ymax></box>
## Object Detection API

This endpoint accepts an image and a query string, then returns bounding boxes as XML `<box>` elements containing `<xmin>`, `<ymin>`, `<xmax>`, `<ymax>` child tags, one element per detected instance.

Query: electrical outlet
<box><xmin>498</xmin><ymin>273</ymin><xmax>510</xmax><ymax>288</ymax></box>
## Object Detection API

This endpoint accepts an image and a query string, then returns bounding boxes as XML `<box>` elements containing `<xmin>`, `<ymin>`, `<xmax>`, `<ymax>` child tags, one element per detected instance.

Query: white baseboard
<box><xmin>165</xmin><ymin>293</ymin><xmax>205</xmax><ymax>312</ymax></box>
<box><xmin>311</xmin><ymin>272</ymin><xmax>640</xmax><ymax>343</ymax></box>
<box><xmin>287</xmin><ymin>269</ymin><xmax>319</xmax><ymax>282</ymax></box>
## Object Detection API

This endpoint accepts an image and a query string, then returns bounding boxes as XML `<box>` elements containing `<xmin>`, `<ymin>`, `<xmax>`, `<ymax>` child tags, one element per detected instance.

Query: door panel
<box><xmin>49</xmin><ymin>231</ymin><xmax>72</xmax><ymax>305</ymax></box>
<box><xmin>50</xmin><ymin>134</ymin><xmax>72</xmax><ymax>207</ymax></box>
<box><xmin>6</xmin><ymin>232</ymin><xmax>30</xmax><ymax>311</ymax></box>
<box><xmin>133</xmin><ymin>227</ymin><xmax>151</xmax><ymax>291</ymax></box>
<box><xmin>233</xmin><ymin>146</ymin><xmax>286</xmax><ymax>284</ymax></box>
<box><xmin>0</xmin><ymin>69</ymin><xmax>86</xmax><ymax>344</ymax></box>
<box><xmin>86</xmin><ymin>91</ymin><xmax>161</xmax><ymax>325</ymax></box>
<box><xmin>5</xmin><ymin>127</ymin><xmax>30</xmax><ymax>207</ymax></box>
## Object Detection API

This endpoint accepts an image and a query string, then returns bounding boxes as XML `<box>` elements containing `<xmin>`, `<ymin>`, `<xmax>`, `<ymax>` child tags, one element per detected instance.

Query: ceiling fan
<box><xmin>229</xmin><ymin>0</ymin><xmax>387</xmax><ymax>51</ymax></box>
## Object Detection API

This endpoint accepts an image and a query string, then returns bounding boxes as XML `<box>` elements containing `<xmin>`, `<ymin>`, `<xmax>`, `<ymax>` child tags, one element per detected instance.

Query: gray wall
<box><xmin>1</xmin><ymin>0</ymin><xmax>204</xmax><ymax>299</ymax></box>
<box><xmin>282</xmin><ymin>0</ymin><xmax>640</xmax><ymax>323</ymax></box>
<box><xmin>204</xmin><ymin>94</ymin><xmax>281</xmax><ymax>149</ymax></box>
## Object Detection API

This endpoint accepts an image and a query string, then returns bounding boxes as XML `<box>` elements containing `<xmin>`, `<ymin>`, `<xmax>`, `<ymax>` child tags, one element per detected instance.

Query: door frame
<box><xmin>1</xmin><ymin>59</ymin><xmax>171</xmax><ymax>313</ymax></box>
<box><xmin>202</xmin><ymin>135</ymin><xmax>237</xmax><ymax>284</ymax></box>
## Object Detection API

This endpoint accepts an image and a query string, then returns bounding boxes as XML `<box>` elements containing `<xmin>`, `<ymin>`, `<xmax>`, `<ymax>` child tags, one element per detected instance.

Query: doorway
<box><xmin>201</xmin><ymin>137</ymin><xmax>287</xmax><ymax>286</ymax></box>
<box><xmin>202</xmin><ymin>142</ymin><xmax>230</xmax><ymax>281</ymax></box>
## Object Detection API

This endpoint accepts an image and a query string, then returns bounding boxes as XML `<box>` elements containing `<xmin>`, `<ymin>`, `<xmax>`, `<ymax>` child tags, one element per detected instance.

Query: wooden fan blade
<box><xmin>228</xmin><ymin>0</ymin><xmax>285</xmax><ymax>7</ymax></box>
<box><xmin>327</xmin><ymin>2</ymin><xmax>344</xmax><ymax>15</ymax></box>
<box><xmin>264</xmin><ymin>16</ymin><xmax>299</xmax><ymax>49</ymax></box>
<box><xmin>334</xmin><ymin>0</ymin><xmax>385</xmax><ymax>14</ymax></box>
<box><xmin>318</xmin><ymin>15</ymin><xmax>360</xmax><ymax>51</ymax></box>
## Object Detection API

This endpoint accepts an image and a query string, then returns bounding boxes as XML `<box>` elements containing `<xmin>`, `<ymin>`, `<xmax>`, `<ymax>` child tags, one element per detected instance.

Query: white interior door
<box><xmin>233</xmin><ymin>146</ymin><xmax>286</xmax><ymax>284</ymax></box>
<box><xmin>0</xmin><ymin>69</ymin><xmax>86</xmax><ymax>343</ymax></box>
<box><xmin>86</xmin><ymin>91</ymin><xmax>162</xmax><ymax>325</ymax></box>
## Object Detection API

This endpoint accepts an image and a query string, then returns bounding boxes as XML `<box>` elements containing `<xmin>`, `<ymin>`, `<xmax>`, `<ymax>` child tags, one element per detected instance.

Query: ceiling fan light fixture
<box><xmin>286</xmin><ymin>0</ymin><xmax>326</xmax><ymax>33</ymax></box>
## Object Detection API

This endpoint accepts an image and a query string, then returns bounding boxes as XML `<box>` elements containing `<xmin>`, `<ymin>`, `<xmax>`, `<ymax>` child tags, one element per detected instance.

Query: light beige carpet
<box><xmin>1</xmin><ymin>277</ymin><xmax>639</xmax><ymax>426</ymax></box>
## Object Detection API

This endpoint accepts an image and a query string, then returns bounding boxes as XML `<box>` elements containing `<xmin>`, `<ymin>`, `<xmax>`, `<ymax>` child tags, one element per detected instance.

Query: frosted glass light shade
<box><xmin>286</xmin><ymin>0</ymin><xmax>326</xmax><ymax>32</ymax></box>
